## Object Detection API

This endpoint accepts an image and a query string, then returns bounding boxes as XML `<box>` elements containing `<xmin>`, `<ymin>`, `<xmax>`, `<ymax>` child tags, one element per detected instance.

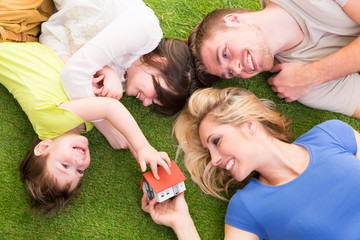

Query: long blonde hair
<box><xmin>173</xmin><ymin>87</ymin><xmax>291</xmax><ymax>200</ymax></box>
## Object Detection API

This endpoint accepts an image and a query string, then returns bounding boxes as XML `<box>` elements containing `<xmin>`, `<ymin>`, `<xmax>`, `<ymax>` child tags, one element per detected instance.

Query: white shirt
<box><xmin>40</xmin><ymin>0</ymin><xmax>163</xmax><ymax>100</ymax></box>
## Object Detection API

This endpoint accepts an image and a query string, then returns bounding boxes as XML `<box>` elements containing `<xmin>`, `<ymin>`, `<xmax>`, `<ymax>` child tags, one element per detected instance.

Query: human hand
<box><xmin>141</xmin><ymin>192</ymin><xmax>190</xmax><ymax>228</ymax></box>
<box><xmin>92</xmin><ymin>74</ymin><xmax>105</xmax><ymax>96</ymax></box>
<box><xmin>136</xmin><ymin>145</ymin><xmax>171</xmax><ymax>180</ymax></box>
<box><xmin>267</xmin><ymin>63</ymin><xmax>317</xmax><ymax>102</ymax></box>
<box><xmin>92</xmin><ymin>66</ymin><xmax>123</xmax><ymax>100</ymax></box>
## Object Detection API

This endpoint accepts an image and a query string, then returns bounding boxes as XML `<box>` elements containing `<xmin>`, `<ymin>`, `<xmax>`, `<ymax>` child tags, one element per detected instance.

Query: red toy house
<box><xmin>141</xmin><ymin>161</ymin><xmax>186</xmax><ymax>202</ymax></box>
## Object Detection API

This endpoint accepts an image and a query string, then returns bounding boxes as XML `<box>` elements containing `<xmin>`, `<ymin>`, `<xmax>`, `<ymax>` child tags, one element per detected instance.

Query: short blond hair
<box><xmin>173</xmin><ymin>87</ymin><xmax>291</xmax><ymax>200</ymax></box>
<box><xmin>188</xmin><ymin>8</ymin><xmax>253</xmax><ymax>86</ymax></box>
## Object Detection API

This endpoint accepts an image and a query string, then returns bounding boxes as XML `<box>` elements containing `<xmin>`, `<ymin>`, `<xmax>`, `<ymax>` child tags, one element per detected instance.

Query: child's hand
<box><xmin>92</xmin><ymin>74</ymin><xmax>105</xmax><ymax>94</ymax></box>
<box><xmin>92</xmin><ymin>66</ymin><xmax>123</xmax><ymax>100</ymax></box>
<box><xmin>136</xmin><ymin>146</ymin><xmax>171</xmax><ymax>180</ymax></box>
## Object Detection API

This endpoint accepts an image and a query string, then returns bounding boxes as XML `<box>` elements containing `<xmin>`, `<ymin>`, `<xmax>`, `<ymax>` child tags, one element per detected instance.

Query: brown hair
<box><xmin>20</xmin><ymin>136</ymin><xmax>82</xmax><ymax>215</ymax></box>
<box><xmin>142</xmin><ymin>38</ymin><xmax>198</xmax><ymax>116</ymax></box>
<box><xmin>173</xmin><ymin>87</ymin><xmax>292</xmax><ymax>200</ymax></box>
<box><xmin>188</xmin><ymin>8</ymin><xmax>253</xmax><ymax>86</ymax></box>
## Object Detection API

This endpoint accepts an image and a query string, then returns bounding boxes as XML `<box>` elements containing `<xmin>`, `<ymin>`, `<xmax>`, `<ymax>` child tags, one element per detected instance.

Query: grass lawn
<box><xmin>1</xmin><ymin>0</ymin><xmax>359</xmax><ymax>239</ymax></box>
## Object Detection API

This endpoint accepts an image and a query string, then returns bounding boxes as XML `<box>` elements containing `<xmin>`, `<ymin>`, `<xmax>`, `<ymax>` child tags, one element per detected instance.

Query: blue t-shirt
<box><xmin>225</xmin><ymin>120</ymin><xmax>360</xmax><ymax>239</ymax></box>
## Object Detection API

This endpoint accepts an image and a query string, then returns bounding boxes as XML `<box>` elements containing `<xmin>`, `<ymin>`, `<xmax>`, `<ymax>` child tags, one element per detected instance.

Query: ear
<box><xmin>223</xmin><ymin>14</ymin><xmax>242</xmax><ymax>26</ymax></box>
<box><xmin>152</xmin><ymin>56</ymin><xmax>168</xmax><ymax>66</ymax></box>
<box><xmin>34</xmin><ymin>139</ymin><xmax>52</xmax><ymax>156</ymax></box>
<box><xmin>246</xmin><ymin>120</ymin><xmax>257</xmax><ymax>135</ymax></box>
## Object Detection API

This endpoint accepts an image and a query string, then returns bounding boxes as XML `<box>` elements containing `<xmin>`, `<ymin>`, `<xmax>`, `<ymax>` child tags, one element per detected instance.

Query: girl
<box><xmin>142</xmin><ymin>87</ymin><xmax>360</xmax><ymax>239</ymax></box>
<box><xmin>40</xmin><ymin>0</ymin><xmax>194</xmax><ymax>116</ymax></box>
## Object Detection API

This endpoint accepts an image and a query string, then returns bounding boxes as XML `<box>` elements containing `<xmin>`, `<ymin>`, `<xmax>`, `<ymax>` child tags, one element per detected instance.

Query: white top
<box><xmin>40</xmin><ymin>0</ymin><xmax>163</xmax><ymax>100</ymax></box>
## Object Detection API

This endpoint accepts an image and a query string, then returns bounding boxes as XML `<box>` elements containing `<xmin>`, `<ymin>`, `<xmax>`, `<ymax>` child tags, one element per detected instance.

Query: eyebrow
<box><xmin>206</xmin><ymin>134</ymin><xmax>213</xmax><ymax>145</ymax></box>
<box><xmin>216</xmin><ymin>46</ymin><xmax>222</xmax><ymax>65</ymax></box>
<box><xmin>216</xmin><ymin>47</ymin><xmax>226</xmax><ymax>79</ymax></box>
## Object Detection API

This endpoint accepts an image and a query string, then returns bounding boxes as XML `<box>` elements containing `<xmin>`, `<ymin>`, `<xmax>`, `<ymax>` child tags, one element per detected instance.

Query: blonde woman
<box><xmin>142</xmin><ymin>87</ymin><xmax>360</xmax><ymax>239</ymax></box>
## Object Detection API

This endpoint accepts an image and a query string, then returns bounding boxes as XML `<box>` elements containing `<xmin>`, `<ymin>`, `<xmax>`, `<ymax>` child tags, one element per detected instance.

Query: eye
<box><xmin>223</xmin><ymin>48</ymin><xmax>228</xmax><ymax>58</ymax></box>
<box><xmin>62</xmin><ymin>164</ymin><xmax>69</xmax><ymax>169</ymax></box>
<box><xmin>212</xmin><ymin>137</ymin><xmax>221</xmax><ymax>146</ymax></box>
<box><xmin>228</xmin><ymin>69</ymin><xmax>233</xmax><ymax>78</ymax></box>
<box><xmin>77</xmin><ymin>169</ymin><xmax>84</xmax><ymax>174</ymax></box>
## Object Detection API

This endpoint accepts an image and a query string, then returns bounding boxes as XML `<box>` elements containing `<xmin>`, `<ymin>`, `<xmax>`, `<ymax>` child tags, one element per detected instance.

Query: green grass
<box><xmin>0</xmin><ymin>0</ymin><xmax>359</xmax><ymax>239</ymax></box>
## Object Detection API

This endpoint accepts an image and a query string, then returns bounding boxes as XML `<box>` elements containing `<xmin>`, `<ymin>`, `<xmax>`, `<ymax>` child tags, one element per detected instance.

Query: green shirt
<box><xmin>0</xmin><ymin>42</ymin><xmax>93</xmax><ymax>139</ymax></box>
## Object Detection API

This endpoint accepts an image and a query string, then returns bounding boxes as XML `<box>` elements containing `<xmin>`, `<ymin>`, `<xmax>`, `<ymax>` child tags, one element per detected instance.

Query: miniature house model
<box><xmin>141</xmin><ymin>161</ymin><xmax>186</xmax><ymax>203</ymax></box>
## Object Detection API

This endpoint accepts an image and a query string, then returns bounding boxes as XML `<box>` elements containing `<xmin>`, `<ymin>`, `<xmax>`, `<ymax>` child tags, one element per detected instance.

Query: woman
<box><xmin>142</xmin><ymin>87</ymin><xmax>360</xmax><ymax>239</ymax></box>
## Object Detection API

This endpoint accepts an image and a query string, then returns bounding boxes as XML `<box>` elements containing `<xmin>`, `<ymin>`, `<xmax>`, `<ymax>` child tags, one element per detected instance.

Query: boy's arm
<box><xmin>59</xmin><ymin>97</ymin><xmax>170</xmax><ymax>178</ymax></box>
<box><xmin>268</xmin><ymin>0</ymin><xmax>360</xmax><ymax>102</ymax></box>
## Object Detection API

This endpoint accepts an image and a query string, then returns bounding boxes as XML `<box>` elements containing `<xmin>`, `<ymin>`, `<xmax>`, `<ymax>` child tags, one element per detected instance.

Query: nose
<box><xmin>210</xmin><ymin>151</ymin><xmax>221</xmax><ymax>166</ymax></box>
<box><xmin>143</xmin><ymin>98</ymin><xmax>153</xmax><ymax>106</ymax></box>
<box><xmin>74</xmin><ymin>157</ymin><xmax>83</xmax><ymax>165</ymax></box>
<box><xmin>229</xmin><ymin>59</ymin><xmax>242</xmax><ymax>77</ymax></box>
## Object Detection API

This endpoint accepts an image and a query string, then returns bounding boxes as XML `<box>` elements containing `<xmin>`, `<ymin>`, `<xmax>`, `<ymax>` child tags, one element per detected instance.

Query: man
<box><xmin>189</xmin><ymin>0</ymin><xmax>360</xmax><ymax>118</ymax></box>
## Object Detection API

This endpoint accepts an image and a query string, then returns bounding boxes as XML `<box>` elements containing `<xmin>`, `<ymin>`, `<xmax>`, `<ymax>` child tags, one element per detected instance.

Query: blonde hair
<box><xmin>173</xmin><ymin>87</ymin><xmax>291</xmax><ymax>200</ymax></box>
<box><xmin>188</xmin><ymin>8</ymin><xmax>253</xmax><ymax>86</ymax></box>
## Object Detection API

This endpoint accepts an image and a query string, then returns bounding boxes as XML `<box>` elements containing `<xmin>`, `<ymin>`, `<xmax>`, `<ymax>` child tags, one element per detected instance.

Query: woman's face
<box><xmin>39</xmin><ymin>132</ymin><xmax>91</xmax><ymax>191</ymax></box>
<box><xmin>126</xmin><ymin>59</ymin><xmax>172</xmax><ymax>107</ymax></box>
<box><xmin>199</xmin><ymin>114</ymin><xmax>256</xmax><ymax>182</ymax></box>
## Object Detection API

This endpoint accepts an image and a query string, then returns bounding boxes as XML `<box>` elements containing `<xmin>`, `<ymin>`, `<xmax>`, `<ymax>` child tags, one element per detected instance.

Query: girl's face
<box><xmin>126</xmin><ymin>59</ymin><xmax>172</xmax><ymax>106</ymax></box>
<box><xmin>37</xmin><ymin>132</ymin><xmax>91</xmax><ymax>191</ymax></box>
<box><xmin>199</xmin><ymin>115</ymin><xmax>257</xmax><ymax>182</ymax></box>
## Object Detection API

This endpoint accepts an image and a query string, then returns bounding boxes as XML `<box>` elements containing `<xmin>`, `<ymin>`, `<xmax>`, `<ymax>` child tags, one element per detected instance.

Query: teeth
<box><xmin>226</xmin><ymin>160</ymin><xmax>234</xmax><ymax>170</ymax></box>
<box><xmin>248</xmin><ymin>53</ymin><xmax>255</xmax><ymax>71</ymax></box>
<box><xmin>74</xmin><ymin>147</ymin><xmax>85</xmax><ymax>154</ymax></box>
<box><xmin>136</xmin><ymin>92</ymin><xmax>140</xmax><ymax>99</ymax></box>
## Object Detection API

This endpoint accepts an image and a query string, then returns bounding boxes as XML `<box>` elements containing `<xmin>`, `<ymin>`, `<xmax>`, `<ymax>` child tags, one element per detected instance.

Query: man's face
<box><xmin>200</xmin><ymin>17</ymin><xmax>274</xmax><ymax>79</ymax></box>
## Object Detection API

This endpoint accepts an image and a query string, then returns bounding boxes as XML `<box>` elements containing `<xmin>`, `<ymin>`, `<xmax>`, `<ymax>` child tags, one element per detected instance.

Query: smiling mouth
<box><xmin>73</xmin><ymin>147</ymin><xmax>85</xmax><ymax>154</ymax></box>
<box><xmin>136</xmin><ymin>92</ymin><xmax>141</xmax><ymax>99</ymax></box>
<box><xmin>246</xmin><ymin>52</ymin><xmax>255</xmax><ymax>72</ymax></box>
<box><xmin>226</xmin><ymin>159</ymin><xmax>235</xmax><ymax>170</ymax></box>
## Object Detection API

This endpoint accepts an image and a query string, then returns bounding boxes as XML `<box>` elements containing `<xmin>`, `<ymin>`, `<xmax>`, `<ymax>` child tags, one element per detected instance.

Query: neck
<box><xmin>256</xmin><ymin>138</ymin><xmax>309</xmax><ymax>186</ymax></box>
<box><xmin>249</xmin><ymin>2</ymin><xmax>304</xmax><ymax>55</ymax></box>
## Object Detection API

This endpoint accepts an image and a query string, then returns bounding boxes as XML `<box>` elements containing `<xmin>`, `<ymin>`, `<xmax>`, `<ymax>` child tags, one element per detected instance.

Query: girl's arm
<box><xmin>59</xmin><ymin>97</ymin><xmax>170</xmax><ymax>179</ymax></box>
<box><xmin>93</xmin><ymin>66</ymin><xmax>123</xmax><ymax>100</ymax></box>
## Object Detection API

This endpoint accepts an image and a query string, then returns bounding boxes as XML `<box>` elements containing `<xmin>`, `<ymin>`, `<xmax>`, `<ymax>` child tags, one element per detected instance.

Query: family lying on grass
<box><xmin>1</xmin><ymin>0</ymin><xmax>360</xmax><ymax>238</ymax></box>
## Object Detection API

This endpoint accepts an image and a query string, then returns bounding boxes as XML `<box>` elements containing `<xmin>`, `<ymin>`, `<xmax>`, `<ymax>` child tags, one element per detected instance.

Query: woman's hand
<box><xmin>141</xmin><ymin>192</ymin><xmax>188</xmax><ymax>227</ymax></box>
<box><xmin>142</xmin><ymin>193</ymin><xmax>201</xmax><ymax>240</ymax></box>
<box><xmin>136</xmin><ymin>146</ymin><xmax>171</xmax><ymax>180</ymax></box>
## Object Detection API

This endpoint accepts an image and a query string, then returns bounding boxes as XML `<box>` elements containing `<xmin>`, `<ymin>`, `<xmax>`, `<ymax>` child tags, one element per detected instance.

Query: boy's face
<box><xmin>44</xmin><ymin>133</ymin><xmax>91</xmax><ymax>191</ymax></box>
<box><xmin>200</xmin><ymin>15</ymin><xmax>274</xmax><ymax>79</ymax></box>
